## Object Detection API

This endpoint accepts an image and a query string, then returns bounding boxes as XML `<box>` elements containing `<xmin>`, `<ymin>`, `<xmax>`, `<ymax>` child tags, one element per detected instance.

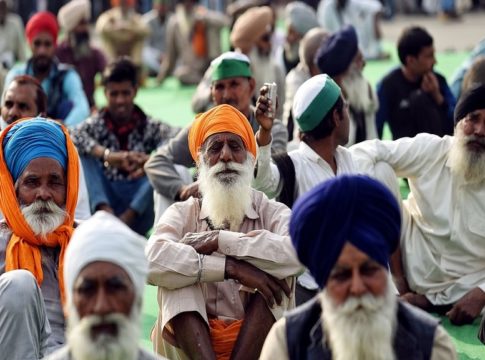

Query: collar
<box><xmin>198</xmin><ymin>190</ymin><xmax>260</xmax><ymax>221</ymax></box>
<box><xmin>298</xmin><ymin>141</ymin><xmax>323</xmax><ymax>163</ymax></box>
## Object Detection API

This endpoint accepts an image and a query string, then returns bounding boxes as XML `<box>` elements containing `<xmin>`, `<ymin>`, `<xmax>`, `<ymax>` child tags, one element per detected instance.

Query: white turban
<box><xmin>285</xmin><ymin>1</ymin><xmax>319</xmax><ymax>36</ymax></box>
<box><xmin>64</xmin><ymin>211</ymin><xmax>148</xmax><ymax>303</ymax></box>
<box><xmin>58</xmin><ymin>0</ymin><xmax>91</xmax><ymax>32</ymax></box>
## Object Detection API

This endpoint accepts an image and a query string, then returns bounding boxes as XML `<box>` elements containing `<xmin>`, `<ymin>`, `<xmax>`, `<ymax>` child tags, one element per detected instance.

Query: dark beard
<box><xmin>71</xmin><ymin>32</ymin><xmax>92</xmax><ymax>59</ymax></box>
<box><xmin>32</xmin><ymin>56</ymin><xmax>52</xmax><ymax>75</ymax></box>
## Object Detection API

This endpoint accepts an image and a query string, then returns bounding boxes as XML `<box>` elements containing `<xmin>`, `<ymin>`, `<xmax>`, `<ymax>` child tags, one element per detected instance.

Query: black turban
<box><xmin>454</xmin><ymin>84</ymin><xmax>485</xmax><ymax>124</ymax></box>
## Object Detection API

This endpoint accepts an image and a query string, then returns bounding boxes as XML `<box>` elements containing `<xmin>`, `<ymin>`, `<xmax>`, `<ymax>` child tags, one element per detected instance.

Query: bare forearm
<box><xmin>231</xmin><ymin>293</ymin><xmax>275</xmax><ymax>360</ymax></box>
<box><xmin>171</xmin><ymin>312</ymin><xmax>216</xmax><ymax>360</ymax></box>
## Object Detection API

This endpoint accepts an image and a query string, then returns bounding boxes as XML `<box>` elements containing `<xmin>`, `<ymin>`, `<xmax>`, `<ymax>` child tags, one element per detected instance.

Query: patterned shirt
<box><xmin>71</xmin><ymin>105</ymin><xmax>179</xmax><ymax>181</ymax></box>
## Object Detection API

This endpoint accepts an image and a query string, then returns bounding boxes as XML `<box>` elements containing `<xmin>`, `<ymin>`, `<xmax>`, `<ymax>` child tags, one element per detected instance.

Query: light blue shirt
<box><xmin>4</xmin><ymin>60</ymin><xmax>89</xmax><ymax>128</ymax></box>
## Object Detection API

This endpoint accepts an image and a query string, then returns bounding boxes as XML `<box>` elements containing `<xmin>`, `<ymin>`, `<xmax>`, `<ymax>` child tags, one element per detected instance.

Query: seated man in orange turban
<box><xmin>146</xmin><ymin>104</ymin><xmax>302</xmax><ymax>360</ymax></box>
<box><xmin>0</xmin><ymin>118</ymin><xmax>79</xmax><ymax>358</ymax></box>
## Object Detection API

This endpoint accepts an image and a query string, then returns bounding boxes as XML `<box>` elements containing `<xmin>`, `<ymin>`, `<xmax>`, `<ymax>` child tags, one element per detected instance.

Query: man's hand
<box><xmin>107</xmin><ymin>151</ymin><xmax>136</xmax><ymax>172</ymax></box>
<box><xmin>181</xmin><ymin>231</ymin><xmax>219</xmax><ymax>255</ymax></box>
<box><xmin>177</xmin><ymin>182</ymin><xmax>200</xmax><ymax>201</ymax></box>
<box><xmin>225</xmin><ymin>257</ymin><xmax>291</xmax><ymax>308</ymax></box>
<box><xmin>446</xmin><ymin>287</ymin><xmax>485</xmax><ymax>325</ymax></box>
<box><xmin>421</xmin><ymin>72</ymin><xmax>443</xmax><ymax>105</ymax></box>
<box><xmin>394</xmin><ymin>275</ymin><xmax>411</xmax><ymax>296</ymax></box>
<box><xmin>126</xmin><ymin>151</ymin><xmax>149</xmax><ymax>179</ymax></box>
<box><xmin>255</xmin><ymin>85</ymin><xmax>277</xmax><ymax>147</ymax></box>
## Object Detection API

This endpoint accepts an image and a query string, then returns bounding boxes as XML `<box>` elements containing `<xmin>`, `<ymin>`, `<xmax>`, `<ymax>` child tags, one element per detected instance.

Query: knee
<box><xmin>0</xmin><ymin>270</ymin><xmax>41</xmax><ymax>311</ymax></box>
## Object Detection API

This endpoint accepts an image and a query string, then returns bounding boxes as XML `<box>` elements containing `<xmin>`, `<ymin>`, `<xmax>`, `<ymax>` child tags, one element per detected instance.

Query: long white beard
<box><xmin>21</xmin><ymin>200</ymin><xmax>67</xmax><ymax>238</ymax></box>
<box><xmin>66</xmin><ymin>302</ymin><xmax>140</xmax><ymax>360</ymax></box>
<box><xmin>198</xmin><ymin>155</ymin><xmax>254</xmax><ymax>231</ymax></box>
<box><xmin>448</xmin><ymin>122</ymin><xmax>485</xmax><ymax>185</ymax></box>
<box><xmin>320</xmin><ymin>276</ymin><xmax>397</xmax><ymax>360</ymax></box>
<box><xmin>341</xmin><ymin>67</ymin><xmax>376</xmax><ymax>114</ymax></box>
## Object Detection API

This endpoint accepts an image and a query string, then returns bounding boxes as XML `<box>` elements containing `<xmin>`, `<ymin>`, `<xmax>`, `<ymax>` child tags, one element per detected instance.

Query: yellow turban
<box><xmin>188</xmin><ymin>104</ymin><xmax>257</xmax><ymax>162</ymax></box>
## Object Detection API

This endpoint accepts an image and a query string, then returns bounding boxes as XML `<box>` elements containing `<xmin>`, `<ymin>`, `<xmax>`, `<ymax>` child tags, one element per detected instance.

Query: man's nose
<box><xmin>7</xmin><ymin>105</ymin><xmax>20</xmax><ymax>121</ymax></box>
<box><xmin>220</xmin><ymin>143</ymin><xmax>233</xmax><ymax>162</ymax></box>
<box><xmin>92</xmin><ymin>289</ymin><xmax>113</xmax><ymax>316</ymax></box>
<box><xmin>36</xmin><ymin>185</ymin><xmax>52</xmax><ymax>202</ymax></box>
<box><xmin>474</xmin><ymin>120</ymin><xmax>485</xmax><ymax>137</ymax></box>
<box><xmin>349</xmin><ymin>272</ymin><xmax>367</xmax><ymax>297</ymax></box>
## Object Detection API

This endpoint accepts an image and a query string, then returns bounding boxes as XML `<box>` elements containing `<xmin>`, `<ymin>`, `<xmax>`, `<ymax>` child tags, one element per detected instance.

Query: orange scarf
<box><xmin>192</xmin><ymin>20</ymin><xmax>207</xmax><ymax>58</ymax></box>
<box><xmin>209</xmin><ymin>318</ymin><xmax>243</xmax><ymax>360</ymax></box>
<box><xmin>0</xmin><ymin>119</ymin><xmax>79</xmax><ymax>306</ymax></box>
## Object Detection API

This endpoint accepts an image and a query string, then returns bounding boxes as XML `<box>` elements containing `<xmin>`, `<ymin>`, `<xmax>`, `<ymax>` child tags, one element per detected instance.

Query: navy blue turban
<box><xmin>3</xmin><ymin>118</ymin><xmax>67</xmax><ymax>182</ymax></box>
<box><xmin>290</xmin><ymin>175</ymin><xmax>401</xmax><ymax>289</ymax></box>
<box><xmin>314</xmin><ymin>25</ymin><xmax>358</xmax><ymax>77</ymax></box>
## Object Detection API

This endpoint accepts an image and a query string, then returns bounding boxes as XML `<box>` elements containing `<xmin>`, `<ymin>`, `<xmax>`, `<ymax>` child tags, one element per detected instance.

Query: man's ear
<box><xmin>248</xmin><ymin>77</ymin><xmax>256</xmax><ymax>94</ymax></box>
<box><xmin>332</xmin><ymin>108</ymin><xmax>341</xmax><ymax>128</ymax></box>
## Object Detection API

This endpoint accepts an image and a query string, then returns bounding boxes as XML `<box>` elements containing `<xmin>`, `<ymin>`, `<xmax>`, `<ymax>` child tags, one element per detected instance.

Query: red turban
<box><xmin>188</xmin><ymin>104</ymin><xmax>257</xmax><ymax>162</ymax></box>
<box><xmin>25</xmin><ymin>11</ymin><xmax>59</xmax><ymax>44</ymax></box>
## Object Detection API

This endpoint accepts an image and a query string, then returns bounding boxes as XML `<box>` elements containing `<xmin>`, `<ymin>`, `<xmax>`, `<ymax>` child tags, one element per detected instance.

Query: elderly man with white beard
<box><xmin>145</xmin><ymin>104</ymin><xmax>302</xmax><ymax>360</ymax></box>
<box><xmin>0</xmin><ymin>118</ymin><xmax>79</xmax><ymax>359</ymax></box>
<box><xmin>260</xmin><ymin>175</ymin><xmax>457</xmax><ymax>360</ymax></box>
<box><xmin>45</xmin><ymin>211</ymin><xmax>165</xmax><ymax>360</ymax></box>
<box><xmin>350</xmin><ymin>84</ymin><xmax>485</xmax><ymax>326</ymax></box>
<box><xmin>315</xmin><ymin>25</ymin><xmax>378</xmax><ymax>146</ymax></box>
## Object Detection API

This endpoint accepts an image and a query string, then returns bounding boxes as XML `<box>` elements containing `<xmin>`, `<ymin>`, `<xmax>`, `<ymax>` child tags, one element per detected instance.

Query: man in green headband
<box><xmin>145</xmin><ymin>51</ymin><xmax>288</xmax><ymax>223</ymax></box>
<box><xmin>253</xmin><ymin>73</ymin><xmax>355</xmax><ymax>305</ymax></box>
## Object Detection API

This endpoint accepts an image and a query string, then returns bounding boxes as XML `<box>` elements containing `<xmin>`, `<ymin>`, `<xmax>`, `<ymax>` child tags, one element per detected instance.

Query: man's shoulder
<box><xmin>379</xmin><ymin>67</ymin><xmax>402</xmax><ymax>86</ymax></box>
<box><xmin>250</xmin><ymin>188</ymin><xmax>291</xmax><ymax>213</ymax></box>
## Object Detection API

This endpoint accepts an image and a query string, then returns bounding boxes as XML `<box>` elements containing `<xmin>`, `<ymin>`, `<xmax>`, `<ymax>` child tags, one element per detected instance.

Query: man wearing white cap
<box><xmin>146</xmin><ymin>51</ymin><xmax>288</xmax><ymax>224</ymax></box>
<box><xmin>45</xmin><ymin>211</ymin><xmax>165</xmax><ymax>360</ymax></box>
<box><xmin>57</xmin><ymin>0</ymin><xmax>107</xmax><ymax>109</ymax></box>
<box><xmin>278</xmin><ymin>1</ymin><xmax>319</xmax><ymax>74</ymax></box>
<box><xmin>253</xmin><ymin>74</ymin><xmax>355</xmax><ymax>304</ymax></box>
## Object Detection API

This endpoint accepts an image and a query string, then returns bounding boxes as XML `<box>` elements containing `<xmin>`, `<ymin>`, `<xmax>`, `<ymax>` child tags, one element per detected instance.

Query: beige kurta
<box><xmin>145</xmin><ymin>189</ymin><xmax>302</xmax><ymax>358</ymax></box>
<box><xmin>351</xmin><ymin>134</ymin><xmax>485</xmax><ymax>305</ymax></box>
<box><xmin>157</xmin><ymin>5</ymin><xmax>229</xmax><ymax>85</ymax></box>
<box><xmin>95</xmin><ymin>7</ymin><xmax>149</xmax><ymax>66</ymax></box>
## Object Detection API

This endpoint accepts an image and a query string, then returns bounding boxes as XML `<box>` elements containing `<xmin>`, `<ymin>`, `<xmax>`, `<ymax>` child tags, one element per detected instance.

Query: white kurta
<box><xmin>350</xmin><ymin>134</ymin><xmax>485</xmax><ymax>305</ymax></box>
<box><xmin>253</xmin><ymin>141</ymin><xmax>356</xmax><ymax>289</ymax></box>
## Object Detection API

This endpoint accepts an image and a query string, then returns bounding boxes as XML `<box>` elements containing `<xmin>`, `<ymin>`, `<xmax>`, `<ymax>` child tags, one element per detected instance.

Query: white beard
<box><xmin>341</xmin><ymin>66</ymin><xmax>376</xmax><ymax>114</ymax></box>
<box><xmin>20</xmin><ymin>200</ymin><xmax>67</xmax><ymax>239</ymax></box>
<box><xmin>320</xmin><ymin>276</ymin><xmax>397</xmax><ymax>360</ymax></box>
<box><xmin>448</xmin><ymin>121</ymin><xmax>485</xmax><ymax>185</ymax></box>
<box><xmin>66</xmin><ymin>302</ymin><xmax>140</xmax><ymax>360</ymax></box>
<box><xmin>197</xmin><ymin>155</ymin><xmax>254</xmax><ymax>231</ymax></box>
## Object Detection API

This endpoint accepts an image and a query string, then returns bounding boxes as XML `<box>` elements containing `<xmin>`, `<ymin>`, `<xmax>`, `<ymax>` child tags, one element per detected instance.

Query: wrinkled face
<box><xmin>73</xmin><ymin>261</ymin><xmax>135</xmax><ymax>339</ymax></box>
<box><xmin>256</xmin><ymin>31</ymin><xmax>272</xmax><ymax>57</ymax></box>
<box><xmin>461</xmin><ymin>109</ymin><xmax>485</xmax><ymax>151</ymax></box>
<box><xmin>407</xmin><ymin>45</ymin><xmax>436</xmax><ymax>76</ymax></box>
<box><xmin>286</xmin><ymin>25</ymin><xmax>302</xmax><ymax>45</ymax></box>
<box><xmin>211</xmin><ymin>77</ymin><xmax>254</xmax><ymax>115</ymax></box>
<box><xmin>16</xmin><ymin>157</ymin><xmax>66</xmax><ymax>208</ymax></box>
<box><xmin>104</xmin><ymin>81</ymin><xmax>137</xmax><ymax>122</ymax></box>
<box><xmin>1</xmin><ymin>83</ymin><xmax>39</xmax><ymax>124</ymax></box>
<box><xmin>325</xmin><ymin>242</ymin><xmax>388</xmax><ymax>306</ymax></box>
<box><xmin>30</xmin><ymin>32</ymin><xmax>56</xmax><ymax>72</ymax></box>
<box><xmin>202</xmin><ymin>132</ymin><xmax>247</xmax><ymax>169</ymax></box>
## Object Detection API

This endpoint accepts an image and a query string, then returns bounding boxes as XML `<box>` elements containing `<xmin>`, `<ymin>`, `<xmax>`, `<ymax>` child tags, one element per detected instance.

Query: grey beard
<box><xmin>20</xmin><ymin>200</ymin><xmax>68</xmax><ymax>238</ymax></box>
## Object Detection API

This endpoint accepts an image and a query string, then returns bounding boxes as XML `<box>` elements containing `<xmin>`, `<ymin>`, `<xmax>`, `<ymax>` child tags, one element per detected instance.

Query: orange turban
<box><xmin>25</xmin><ymin>11</ymin><xmax>59</xmax><ymax>44</ymax></box>
<box><xmin>0</xmin><ymin>118</ymin><xmax>79</xmax><ymax>306</ymax></box>
<box><xmin>188</xmin><ymin>104</ymin><xmax>257</xmax><ymax>162</ymax></box>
